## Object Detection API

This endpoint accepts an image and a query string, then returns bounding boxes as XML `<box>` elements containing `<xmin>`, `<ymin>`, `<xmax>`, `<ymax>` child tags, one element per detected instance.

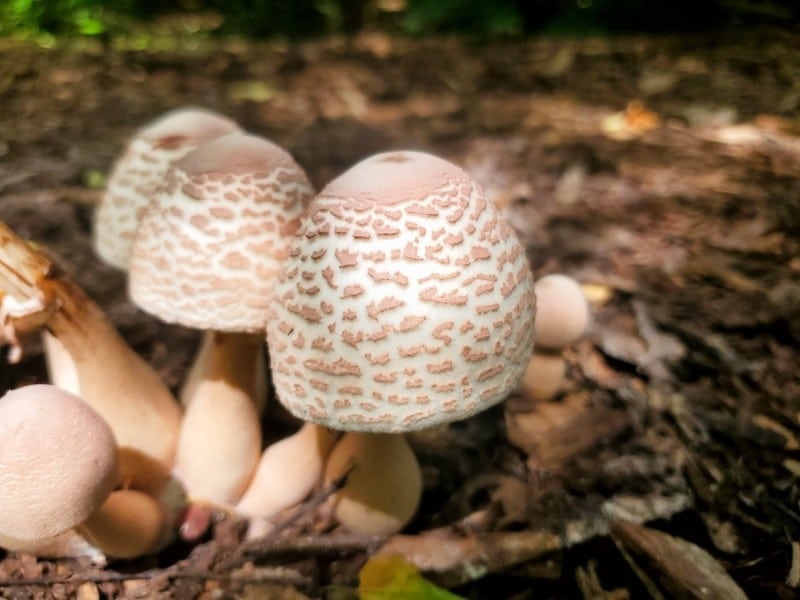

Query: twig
<box><xmin>217</xmin><ymin>469</ymin><xmax>367</xmax><ymax>571</ymax></box>
<box><xmin>0</xmin><ymin>566</ymin><xmax>310</xmax><ymax>588</ymax></box>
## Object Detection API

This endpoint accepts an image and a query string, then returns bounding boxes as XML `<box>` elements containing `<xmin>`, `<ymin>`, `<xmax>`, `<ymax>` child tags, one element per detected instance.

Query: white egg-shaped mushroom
<box><xmin>266</xmin><ymin>150</ymin><xmax>536</xmax><ymax>535</ymax></box>
<box><xmin>533</xmin><ymin>274</ymin><xmax>590</xmax><ymax>350</ymax></box>
<box><xmin>0</xmin><ymin>385</ymin><xmax>118</xmax><ymax>542</ymax></box>
<box><xmin>129</xmin><ymin>131</ymin><xmax>316</xmax><ymax>508</ymax></box>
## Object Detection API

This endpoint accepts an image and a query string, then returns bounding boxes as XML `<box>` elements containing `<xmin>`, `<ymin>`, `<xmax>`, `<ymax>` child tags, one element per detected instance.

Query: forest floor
<box><xmin>0</xmin><ymin>26</ymin><xmax>798</xmax><ymax>599</ymax></box>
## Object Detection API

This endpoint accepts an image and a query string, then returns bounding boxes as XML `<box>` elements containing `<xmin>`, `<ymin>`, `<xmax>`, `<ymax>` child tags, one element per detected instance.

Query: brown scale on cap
<box><xmin>267</xmin><ymin>151</ymin><xmax>536</xmax><ymax>433</ymax></box>
<box><xmin>94</xmin><ymin>107</ymin><xmax>239</xmax><ymax>270</ymax></box>
<box><xmin>129</xmin><ymin>131</ymin><xmax>315</xmax><ymax>332</ymax></box>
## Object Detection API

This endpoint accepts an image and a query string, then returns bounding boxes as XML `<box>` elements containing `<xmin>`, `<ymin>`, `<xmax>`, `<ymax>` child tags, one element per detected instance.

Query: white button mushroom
<box><xmin>129</xmin><ymin>131</ymin><xmax>315</xmax><ymax>508</ymax></box>
<box><xmin>0</xmin><ymin>385</ymin><xmax>186</xmax><ymax>560</ymax></box>
<box><xmin>0</xmin><ymin>385</ymin><xmax>119</xmax><ymax>543</ymax></box>
<box><xmin>532</xmin><ymin>273</ymin><xmax>590</xmax><ymax>350</ymax></box>
<box><xmin>265</xmin><ymin>151</ymin><xmax>537</xmax><ymax>535</ymax></box>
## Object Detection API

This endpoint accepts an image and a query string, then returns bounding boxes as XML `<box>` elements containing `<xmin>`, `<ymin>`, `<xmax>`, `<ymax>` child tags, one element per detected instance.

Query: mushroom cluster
<box><xmin>0</xmin><ymin>107</ymin><xmax>550</xmax><ymax>558</ymax></box>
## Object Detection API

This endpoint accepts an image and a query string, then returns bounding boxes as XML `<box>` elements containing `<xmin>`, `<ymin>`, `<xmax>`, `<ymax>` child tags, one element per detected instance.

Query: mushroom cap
<box><xmin>267</xmin><ymin>151</ymin><xmax>536</xmax><ymax>433</ymax></box>
<box><xmin>94</xmin><ymin>107</ymin><xmax>239</xmax><ymax>270</ymax></box>
<box><xmin>533</xmin><ymin>274</ymin><xmax>590</xmax><ymax>349</ymax></box>
<box><xmin>129</xmin><ymin>131</ymin><xmax>315</xmax><ymax>332</ymax></box>
<box><xmin>0</xmin><ymin>385</ymin><xmax>119</xmax><ymax>541</ymax></box>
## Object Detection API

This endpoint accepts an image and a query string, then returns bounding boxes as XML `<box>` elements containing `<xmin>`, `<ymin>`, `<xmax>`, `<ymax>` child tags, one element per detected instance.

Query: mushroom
<box><xmin>532</xmin><ymin>273</ymin><xmax>589</xmax><ymax>350</ymax></box>
<box><xmin>511</xmin><ymin>274</ymin><xmax>590</xmax><ymax>408</ymax></box>
<box><xmin>94</xmin><ymin>107</ymin><xmax>239</xmax><ymax>271</ymax></box>
<box><xmin>0</xmin><ymin>222</ymin><xmax>182</xmax><ymax>468</ymax></box>
<box><xmin>37</xmin><ymin>109</ymin><xmax>240</xmax><ymax>398</ymax></box>
<box><xmin>266</xmin><ymin>151</ymin><xmax>537</xmax><ymax>535</ymax></box>
<box><xmin>129</xmin><ymin>131</ymin><xmax>315</xmax><ymax>508</ymax></box>
<box><xmin>0</xmin><ymin>385</ymin><xmax>118</xmax><ymax>544</ymax></box>
<box><xmin>0</xmin><ymin>385</ymin><xmax>181</xmax><ymax>560</ymax></box>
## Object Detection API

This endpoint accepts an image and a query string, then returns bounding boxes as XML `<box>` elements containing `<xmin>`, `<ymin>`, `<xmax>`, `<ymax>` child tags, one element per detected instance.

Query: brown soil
<box><xmin>0</xmin><ymin>27</ymin><xmax>798</xmax><ymax>599</ymax></box>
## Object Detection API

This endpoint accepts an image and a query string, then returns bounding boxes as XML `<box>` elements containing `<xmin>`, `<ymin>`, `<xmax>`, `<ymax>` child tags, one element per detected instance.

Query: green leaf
<box><xmin>358</xmin><ymin>554</ymin><xmax>465</xmax><ymax>600</ymax></box>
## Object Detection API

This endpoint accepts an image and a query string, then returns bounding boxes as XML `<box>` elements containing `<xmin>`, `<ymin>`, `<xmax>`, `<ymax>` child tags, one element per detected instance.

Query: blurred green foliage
<box><xmin>0</xmin><ymin>0</ymin><xmax>797</xmax><ymax>40</ymax></box>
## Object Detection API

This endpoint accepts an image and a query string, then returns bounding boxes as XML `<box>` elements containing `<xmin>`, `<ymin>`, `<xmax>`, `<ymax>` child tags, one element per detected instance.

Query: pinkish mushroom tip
<box><xmin>138</xmin><ymin>107</ymin><xmax>238</xmax><ymax>149</ymax></box>
<box><xmin>177</xmin><ymin>131</ymin><xmax>299</xmax><ymax>176</ymax></box>
<box><xmin>321</xmin><ymin>150</ymin><xmax>471</xmax><ymax>206</ymax></box>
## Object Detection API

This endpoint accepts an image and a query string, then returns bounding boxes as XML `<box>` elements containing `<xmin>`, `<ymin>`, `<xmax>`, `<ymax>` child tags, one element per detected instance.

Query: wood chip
<box><xmin>610</xmin><ymin>520</ymin><xmax>747</xmax><ymax>600</ymax></box>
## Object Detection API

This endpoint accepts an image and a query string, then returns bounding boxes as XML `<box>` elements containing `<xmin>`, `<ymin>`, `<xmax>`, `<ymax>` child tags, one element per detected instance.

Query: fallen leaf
<box><xmin>359</xmin><ymin>554</ymin><xmax>465</xmax><ymax>600</ymax></box>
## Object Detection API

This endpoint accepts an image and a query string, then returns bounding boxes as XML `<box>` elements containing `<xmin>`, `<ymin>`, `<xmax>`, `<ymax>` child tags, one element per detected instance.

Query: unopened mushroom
<box><xmin>532</xmin><ymin>273</ymin><xmax>589</xmax><ymax>350</ymax></box>
<box><xmin>0</xmin><ymin>385</ymin><xmax>186</xmax><ymax>560</ymax></box>
<box><xmin>129</xmin><ymin>131</ymin><xmax>315</xmax><ymax>507</ymax></box>
<box><xmin>0</xmin><ymin>385</ymin><xmax>118</xmax><ymax>544</ymax></box>
<box><xmin>266</xmin><ymin>151</ymin><xmax>536</xmax><ymax>535</ymax></box>
<box><xmin>0</xmin><ymin>221</ymin><xmax>182</xmax><ymax>468</ymax></box>
<box><xmin>509</xmin><ymin>274</ymin><xmax>590</xmax><ymax>409</ymax></box>
<box><xmin>82</xmin><ymin>106</ymin><xmax>239</xmax><ymax>400</ymax></box>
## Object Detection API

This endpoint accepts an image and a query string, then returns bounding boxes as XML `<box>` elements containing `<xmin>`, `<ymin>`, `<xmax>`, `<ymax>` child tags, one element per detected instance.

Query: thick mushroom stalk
<box><xmin>79</xmin><ymin>490</ymin><xmax>168</xmax><ymax>559</ymax></box>
<box><xmin>175</xmin><ymin>330</ymin><xmax>265</xmax><ymax>504</ymax></box>
<box><xmin>237</xmin><ymin>422</ymin><xmax>336</xmax><ymax>528</ymax></box>
<box><xmin>0</xmin><ymin>222</ymin><xmax>182</xmax><ymax>467</ymax></box>
<box><xmin>129</xmin><ymin>131</ymin><xmax>315</xmax><ymax>507</ymax></box>
<box><xmin>323</xmin><ymin>432</ymin><xmax>422</xmax><ymax>536</ymax></box>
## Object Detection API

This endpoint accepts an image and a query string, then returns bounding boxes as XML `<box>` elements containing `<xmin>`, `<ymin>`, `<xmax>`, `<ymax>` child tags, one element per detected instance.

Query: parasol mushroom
<box><xmin>129</xmin><ymin>131</ymin><xmax>315</xmax><ymax>507</ymax></box>
<box><xmin>266</xmin><ymin>151</ymin><xmax>537</xmax><ymax>535</ymax></box>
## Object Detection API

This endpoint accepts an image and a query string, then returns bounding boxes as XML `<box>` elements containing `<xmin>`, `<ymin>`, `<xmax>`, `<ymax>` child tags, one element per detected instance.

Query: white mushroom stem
<box><xmin>42</xmin><ymin>330</ymin><xmax>80</xmax><ymax>395</ymax></box>
<box><xmin>0</xmin><ymin>222</ymin><xmax>182</xmax><ymax>467</ymax></box>
<box><xmin>175</xmin><ymin>330</ymin><xmax>264</xmax><ymax>506</ymax></box>
<box><xmin>323</xmin><ymin>432</ymin><xmax>422</xmax><ymax>536</ymax></box>
<box><xmin>237</xmin><ymin>422</ymin><xmax>336</xmax><ymax>522</ymax></box>
<box><xmin>181</xmin><ymin>330</ymin><xmax>268</xmax><ymax>414</ymax></box>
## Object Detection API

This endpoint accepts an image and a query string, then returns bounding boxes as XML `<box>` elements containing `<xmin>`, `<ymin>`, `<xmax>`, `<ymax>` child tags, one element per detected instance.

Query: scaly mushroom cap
<box><xmin>0</xmin><ymin>385</ymin><xmax>118</xmax><ymax>541</ymax></box>
<box><xmin>94</xmin><ymin>107</ymin><xmax>239</xmax><ymax>270</ymax></box>
<box><xmin>129</xmin><ymin>131</ymin><xmax>315</xmax><ymax>331</ymax></box>
<box><xmin>267</xmin><ymin>151</ymin><xmax>537</xmax><ymax>433</ymax></box>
